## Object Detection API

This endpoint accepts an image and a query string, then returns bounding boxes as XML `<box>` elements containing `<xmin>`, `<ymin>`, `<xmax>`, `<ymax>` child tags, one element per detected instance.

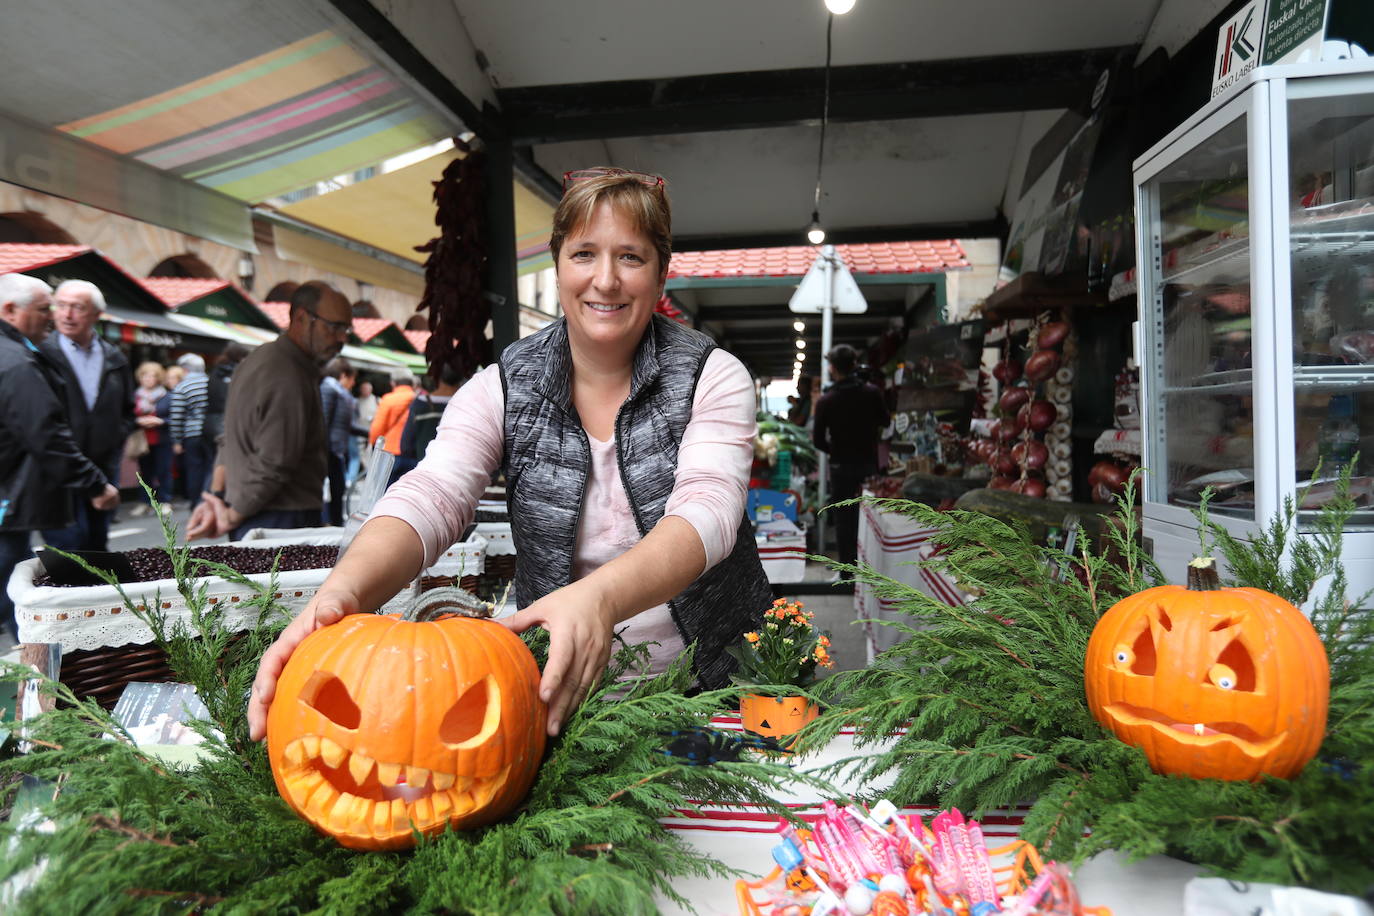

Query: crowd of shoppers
<box><xmin>0</xmin><ymin>268</ymin><xmax>465</xmax><ymax>647</ymax></box>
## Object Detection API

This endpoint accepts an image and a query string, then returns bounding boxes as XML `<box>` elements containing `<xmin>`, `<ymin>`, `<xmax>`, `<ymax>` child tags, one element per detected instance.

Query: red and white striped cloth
<box><xmin>661</xmin><ymin>713</ymin><xmax>1029</xmax><ymax>834</ymax></box>
<box><xmin>856</xmin><ymin>500</ymin><xmax>968</xmax><ymax>663</ymax></box>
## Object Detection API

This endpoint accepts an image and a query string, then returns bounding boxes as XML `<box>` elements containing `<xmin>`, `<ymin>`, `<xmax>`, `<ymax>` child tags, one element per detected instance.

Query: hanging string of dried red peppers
<box><xmin>414</xmin><ymin>139</ymin><xmax>491</xmax><ymax>381</ymax></box>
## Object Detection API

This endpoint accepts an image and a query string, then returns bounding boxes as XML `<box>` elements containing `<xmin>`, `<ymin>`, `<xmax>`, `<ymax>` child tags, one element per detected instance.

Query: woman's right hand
<box><xmin>248</xmin><ymin>589</ymin><xmax>361</xmax><ymax>741</ymax></box>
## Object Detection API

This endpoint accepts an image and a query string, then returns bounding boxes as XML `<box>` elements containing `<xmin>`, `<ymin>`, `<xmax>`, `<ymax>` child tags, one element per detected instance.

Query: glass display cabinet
<box><xmin>1134</xmin><ymin>60</ymin><xmax>1374</xmax><ymax>596</ymax></box>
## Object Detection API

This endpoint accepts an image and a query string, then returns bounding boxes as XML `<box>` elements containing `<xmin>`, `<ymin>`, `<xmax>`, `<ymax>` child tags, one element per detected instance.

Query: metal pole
<box><xmin>816</xmin><ymin>245</ymin><xmax>835</xmax><ymax>559</ymax></box>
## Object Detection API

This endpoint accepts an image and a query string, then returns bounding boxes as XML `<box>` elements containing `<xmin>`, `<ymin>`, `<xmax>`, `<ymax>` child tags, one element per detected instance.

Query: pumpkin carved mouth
<box><xmin>279</xmin><ymin>735</ymin><xmax>510</xmax><ymax>836</ymax></box>
<box><xmin>1104</xmin><ymin>703</ymin><xmax>1286</xmax><ymax>757</ymax></box>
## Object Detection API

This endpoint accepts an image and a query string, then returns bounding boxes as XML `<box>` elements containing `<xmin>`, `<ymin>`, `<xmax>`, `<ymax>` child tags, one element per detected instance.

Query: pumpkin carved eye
<box><xmin>1211</xmin><ymin>639</ymin><xmax>1257</xmax><ymax>691</ymax></box>
<box><xmin>299</xmin><ymin>671</ymin><xmax>361</xmax><ymax>729</ymax></box>
<box><xmin>1208</xmin><ymin>663</ymin><xmax>1237</xmax><ymax>689</ymax></box>
<box><xmin>1129</xmin><ymin>625</ymin><xmax>1157</xmax><ymax>676</ymax></box>
<box><xmin>441</xmin><ymin>676</ymin><xmax>501</xmax><ymax>748</ymax></box>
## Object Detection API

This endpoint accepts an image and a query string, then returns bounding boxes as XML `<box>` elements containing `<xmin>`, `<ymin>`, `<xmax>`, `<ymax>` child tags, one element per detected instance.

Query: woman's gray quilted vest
<box><xmin>498</xmin><ymin>314</ymin><xmax>771</xmax><ymax>689</ymax></box>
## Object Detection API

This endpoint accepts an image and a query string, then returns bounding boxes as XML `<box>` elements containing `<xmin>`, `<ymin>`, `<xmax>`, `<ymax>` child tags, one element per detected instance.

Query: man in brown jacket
<box><xmin>187</xmin><ymin>281</ymin><xmax>352</xmax><ymax>541</ymax></box>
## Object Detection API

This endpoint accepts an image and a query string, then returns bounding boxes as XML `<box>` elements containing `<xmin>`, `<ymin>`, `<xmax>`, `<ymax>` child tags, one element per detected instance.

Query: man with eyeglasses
<box><xmin>188</xmin><ymin>281</ymin><xmax>352</xmax><ymax>541</ymax></box>
<box><xmin>0</xmin><ymin>274</ymin><xmax>119</xmax><ymax>639</ymax></box>
<box><xmin>39</xmin><ymin>279</ymin><xmax>134</xmax><ymax>551</ymax></box>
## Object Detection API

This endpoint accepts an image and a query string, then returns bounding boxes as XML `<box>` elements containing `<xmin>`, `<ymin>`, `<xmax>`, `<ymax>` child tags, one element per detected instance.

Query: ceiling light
<box><xmin>807</xmin><ymin>212</ymin><xmax>826</xmax><ymax>246</ymax></box>
<box><xmin>825</xmin><ymin>0</ymin><xmax>856</xmax><ymax>13</ymax></box>
<box><xmin>805</xmin><ymin>14</ymin><xmax>836</xmax><ymax>243</ymax></box>
<box><xmin>797</xmin><ymin>350</ymin><xmax>806</xmax><ymax>360</ymax></box>
<box><xmin>793</xmin><ymin>320</ymin><xmax>805</xmax><ymax>332</ymax></box>
<box><xmin>796</xmin><ymin>339</ymin><xmax>806</xmax><ymax>349</ymax></box>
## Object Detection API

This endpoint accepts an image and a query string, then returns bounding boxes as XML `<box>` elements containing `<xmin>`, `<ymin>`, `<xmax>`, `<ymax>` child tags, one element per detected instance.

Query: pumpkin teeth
<box><xmin>431</xmin><ymin>771</ymin><xmax>455</xmax><ymax>791</ymax></box>
<box><xmin>284</xmin><ymin>739</ymin><xmax>307</xmax><ymax>767</ymax></box>
<box><xmin>405</xmin><ymin>765</ymin><xmax>431</xmax><ymax>789</ymax></box>
<box><xmin>319</xmin><ymin>737</ymin><xmax>346</xmax><ymax>769</ymax></box>
<box><xmin>348</xmin><ymin>752</ymin><xmax>375</xmax><ymax>786</ymax></box>
<box><xmin>376</xmin><ymin>761</ymin><xmax>402</xmax><ymax>787</ymax></box>
<box><xmin>308</xmin><ymin>782</ymin><xmax>342</xmax><ymax>818</ymax></box>
<box><xmin>301</xmin><ymin>736</ymin><xmax>321</xmax><ymax>760</ymax></box>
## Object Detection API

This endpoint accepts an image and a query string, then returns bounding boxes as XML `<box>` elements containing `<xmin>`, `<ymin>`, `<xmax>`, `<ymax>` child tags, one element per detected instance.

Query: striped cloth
<box><xmin>169</xmin><ymin>372</ymin><xmax>210</xmax><ymax>443</ymax></box>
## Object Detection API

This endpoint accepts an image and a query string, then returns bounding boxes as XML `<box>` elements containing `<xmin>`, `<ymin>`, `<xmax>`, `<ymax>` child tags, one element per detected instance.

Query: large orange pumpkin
<box><xmin>1084</xmin><ymin>558</ymin><xmax>1328</xmax><ymax>781</ymax></box>
<box><xmin>267</xmin><ymin>607</ymin><xmax>546</xmax><ymax>850</ymax></box>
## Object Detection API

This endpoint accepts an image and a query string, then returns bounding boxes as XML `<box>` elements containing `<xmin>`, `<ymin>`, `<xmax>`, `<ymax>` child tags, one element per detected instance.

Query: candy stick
<box><xmin>870</xmin><ymin>799</ymin><xmax>922</xmax><ymax>846</ymax></box>
<box><xmin>964</xmin><ymin>820</ymin><xmax>1001</xmax><ymax>905</ymax></box>
<box><xmin>834</xmin><ymin>806</ymin><xmax>885</xmax><ymax>876</ymax></box>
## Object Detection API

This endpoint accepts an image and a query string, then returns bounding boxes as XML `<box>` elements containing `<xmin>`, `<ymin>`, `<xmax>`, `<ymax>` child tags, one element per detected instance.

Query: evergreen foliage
<box><xmin>810</xmin><ymin>482</ymin><xmax>1374</xmax><ymax>893</ymax></box>
<box><xmin>0</xmin><ymin>516</ymin><xmax>831</xmax><ymax>914</ymax></box>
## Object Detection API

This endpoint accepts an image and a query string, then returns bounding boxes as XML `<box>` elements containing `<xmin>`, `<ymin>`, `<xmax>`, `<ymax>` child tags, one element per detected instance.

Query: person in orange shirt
<box><xmin>368</xmin><ymin>370</ymin><xmax>416</xmax><ymax>462</ymax></box>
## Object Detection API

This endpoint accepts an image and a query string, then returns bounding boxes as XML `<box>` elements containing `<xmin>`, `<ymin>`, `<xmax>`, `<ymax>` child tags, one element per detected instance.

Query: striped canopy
<box><xmin>56</xmin><ymin>31</ymin><xmax>451</xmax><ymax>204</ymax></box>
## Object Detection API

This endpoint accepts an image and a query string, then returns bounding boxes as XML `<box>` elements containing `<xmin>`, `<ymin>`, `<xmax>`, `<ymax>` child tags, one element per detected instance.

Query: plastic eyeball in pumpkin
<box><xmin>267</xmin><ymin>604</ymin><xmax>547</xmax><ymax>850</ymax></box>
<box><xmin>1084</xmin><ymin>558</ymin><xmax>1328</xmax><ymax>782</ymax></box>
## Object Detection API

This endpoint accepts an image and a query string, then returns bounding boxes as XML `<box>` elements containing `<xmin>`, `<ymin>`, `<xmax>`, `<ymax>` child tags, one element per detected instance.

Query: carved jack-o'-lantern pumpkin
<box><xmin>267</xmin><ymin>607</ymin><xmax>546</xmax><ymax>850</ymax></box>
<box><xmin>1084</xmin><ymin>558</ymin><xmax>1329</xmax><ymax>781</ymax></box>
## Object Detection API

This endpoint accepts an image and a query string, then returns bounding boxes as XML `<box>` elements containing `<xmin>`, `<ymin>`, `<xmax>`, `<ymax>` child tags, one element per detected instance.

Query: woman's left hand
<box><xmin>497</xmin><ymin>581</ymin><xmax>616</xmax><ymax>737</ymax></box>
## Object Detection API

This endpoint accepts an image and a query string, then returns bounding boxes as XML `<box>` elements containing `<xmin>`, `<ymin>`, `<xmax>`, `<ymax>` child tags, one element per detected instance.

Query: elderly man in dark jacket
<box><xmin>39</xmin><ymin>279</ymin><xmax>136</xmax><ymax>551</ymax></box>
<box><xmin>0</xmin><ymin>274</ymin><xmax>119</xmax><ymax>640</ymax></box>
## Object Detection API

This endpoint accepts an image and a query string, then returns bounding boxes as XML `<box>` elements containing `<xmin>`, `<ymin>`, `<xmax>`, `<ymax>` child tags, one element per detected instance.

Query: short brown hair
<box><xmin>549</xmin><ymin>169</ymin><xmax>672</xmax><ymax>279</ymax></box>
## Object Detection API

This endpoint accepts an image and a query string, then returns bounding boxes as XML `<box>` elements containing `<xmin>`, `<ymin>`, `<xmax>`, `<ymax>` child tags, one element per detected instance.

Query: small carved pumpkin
<box><xmin>1084</xmin><ymin>558</ymin><xmax>1328</xmax><ymax>781</ymax></box>
<box><xmin>740</xmin><ymin>694</ymin><xmax>818</xmax><ymax>740</ymax></box>
<box><xmin>267</xmin><ymin>610</ymin><xmax>546</xmax><ymax>849</ymax></box>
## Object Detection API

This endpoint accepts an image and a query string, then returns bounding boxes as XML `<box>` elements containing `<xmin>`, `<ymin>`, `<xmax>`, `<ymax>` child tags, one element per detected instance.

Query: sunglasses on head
<box><xmin>562</xmin><ymin>167</ymin><xmax>665</xmax><ymax>194</ymax></box>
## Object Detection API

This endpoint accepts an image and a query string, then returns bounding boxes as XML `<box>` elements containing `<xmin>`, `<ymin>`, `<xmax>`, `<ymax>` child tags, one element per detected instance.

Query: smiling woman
<box><xmin>248</xmin><ymin>167</ymin><xmax>773</xmax><ymax>747</ymax></box>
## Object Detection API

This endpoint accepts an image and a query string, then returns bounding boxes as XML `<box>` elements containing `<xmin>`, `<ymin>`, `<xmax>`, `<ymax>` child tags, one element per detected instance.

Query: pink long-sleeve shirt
<box><xmin>370</xmin><ymin>348</ymin><xmax>757</xmax><ymax>672</ymax></box>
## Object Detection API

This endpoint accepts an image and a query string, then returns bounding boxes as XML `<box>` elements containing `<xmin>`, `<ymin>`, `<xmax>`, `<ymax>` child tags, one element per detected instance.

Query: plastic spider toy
<box><xmin>658</xmin><ymin>726</ymin><xmax>785</xmax><ymax>765</ymax></box>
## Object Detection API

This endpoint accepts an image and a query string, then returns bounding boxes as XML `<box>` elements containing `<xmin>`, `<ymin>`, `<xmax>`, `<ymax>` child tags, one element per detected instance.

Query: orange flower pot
<box><xmin>740</xmin><ymin>694</ymin><xmax>819</xmax><ymax>741</ymax></box>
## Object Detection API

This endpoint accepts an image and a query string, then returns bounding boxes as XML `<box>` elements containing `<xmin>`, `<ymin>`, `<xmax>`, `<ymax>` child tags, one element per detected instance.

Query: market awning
<box><xmin>52</xmin><ymin>30</ymin><xmax>454</xmax><ymax>206</ymax></box>
<box><xmin>354</xmin><ymin>344</ymin><xmax>426</xmax><ymax>374</ymax></box>
<box><xmin>340</xmin><ymin>344</ymin><xmax>408</xmax><ymax>374</ymax></box>
<box><xmin>98</xmin><ymin>304</ymin><xmax>211</xmax><ymax>350</ymax></box>
<box><xmin>277</xmin><ymin>148</ymin><xmax>556</xmax><ymax>275</ymax></box>
<box><xmin>279</xmin><ymin>149</ymin><xmax>460</xmax><ymax>264</ymax></box>
<box><xmin>167</xmin><ymin>313</ymin><xmax>277</xmax><ymax>347</ymax></box>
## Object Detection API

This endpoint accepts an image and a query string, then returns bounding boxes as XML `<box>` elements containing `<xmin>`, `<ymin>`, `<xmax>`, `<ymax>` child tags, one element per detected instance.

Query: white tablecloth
<box><xmin>855</xmin><ymin>500</ymin><xmax>967</xmax><ymax>663</ymax></box>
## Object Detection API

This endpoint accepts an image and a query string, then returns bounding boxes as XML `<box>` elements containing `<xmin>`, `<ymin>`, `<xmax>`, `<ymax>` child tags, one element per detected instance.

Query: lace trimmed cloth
<box><xmin>10</xmin><ymin>533</ymin><xmax>487</xmax><ymax>652</ymax></box>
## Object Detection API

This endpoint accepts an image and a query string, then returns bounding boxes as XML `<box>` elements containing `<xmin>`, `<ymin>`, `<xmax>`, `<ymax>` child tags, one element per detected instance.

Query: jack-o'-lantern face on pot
<box><xmin>267</xmin><ymin>613</ymin><xmax>546</xmax><ymax>850</ymax></box>
<box><xmin>1084</xmin><ymin>559</ymin><xmax>1328</xmax><ymax>781</ymax></box>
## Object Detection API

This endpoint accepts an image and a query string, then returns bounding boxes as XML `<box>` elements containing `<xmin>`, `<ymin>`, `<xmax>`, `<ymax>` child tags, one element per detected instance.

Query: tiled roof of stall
<box><xmin>140</xmin><ymin>277</ymin><xmax>236</xmax><ymax>307</ymax></box>
<box><xmin>0</xmin><ymin>244</ymin><xmax>96</xmax><ymax>273</ymax></box>
<box><xmin>260</xmin><ymin>301</ymin><xmax>292</xmax><ymax>329</ymax></box>
<box><xmin>666</xmin><ymin>241</ymin><xmax>969</xmax><ymax>279</ymax></box>
<box><xmin>403</xmin><ymin>329</ymin><xmax>430</xmax><ymax>353</ymax></box>
<box><xmin>351</xmin><ymin>317</ymin><xmax>395</xmax><ymax>344</ymax></box>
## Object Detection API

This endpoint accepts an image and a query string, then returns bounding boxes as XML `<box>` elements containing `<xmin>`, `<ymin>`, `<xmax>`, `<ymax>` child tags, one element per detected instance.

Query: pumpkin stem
<box><xmin>1186</xmin><ymin>556</ymin><xmax>1221</xmax><ymax>591</ymax></box>
<box><xmin>404</xmin><ymin>586</ymin><xmax>496</xmax><ymax>622</ymax></box>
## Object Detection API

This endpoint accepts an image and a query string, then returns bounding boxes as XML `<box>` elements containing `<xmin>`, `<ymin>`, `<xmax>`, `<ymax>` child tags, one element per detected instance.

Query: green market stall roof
<box><xmin>0</xmin><ymin>243</ymin><xmax>229</xmax><ymax>351</ymax></box>
<box><xmin>141</xmin><ymin>277</ymin><xmax>280</xmax><ymax>332</ymax></box>
<box><xmin>350</xmin><ymin>316</ymin><xmax>417</xmax><ymax>353</ymax></box>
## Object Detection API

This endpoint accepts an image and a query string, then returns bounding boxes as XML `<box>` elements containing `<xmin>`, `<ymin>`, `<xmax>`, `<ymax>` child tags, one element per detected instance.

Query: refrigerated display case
<box><xmin>1134</xmin><ymin>60</ymin><xmax>1374</xmax><ymax>595</ymax></box>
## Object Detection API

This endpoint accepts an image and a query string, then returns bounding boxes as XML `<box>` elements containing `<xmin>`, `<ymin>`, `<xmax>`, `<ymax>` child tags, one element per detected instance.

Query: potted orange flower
<box><xmin>727</xmin><ymin>598</ymin><xmax>834</xmax><ymax>740</ymax></box>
